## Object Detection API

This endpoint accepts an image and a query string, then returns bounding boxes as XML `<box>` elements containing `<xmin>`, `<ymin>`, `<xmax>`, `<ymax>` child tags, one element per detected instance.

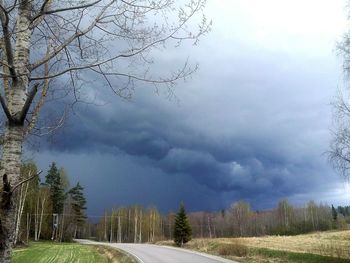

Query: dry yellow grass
<box><xmin>236</xmin><ymin>230</ymin><xmax>350</xmax><ymax>258</ymax></box>
<box><xmin>158</xmin><ymin>230</ymin><xmax>350</xmax><ymax>259</ymax></box>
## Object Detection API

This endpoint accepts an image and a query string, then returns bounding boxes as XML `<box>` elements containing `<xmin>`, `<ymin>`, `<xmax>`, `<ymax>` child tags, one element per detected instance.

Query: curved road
<box><xmin>77</xmin><ymin>239</ymin><xmax>238</xmax><ymax>263</ymax></box>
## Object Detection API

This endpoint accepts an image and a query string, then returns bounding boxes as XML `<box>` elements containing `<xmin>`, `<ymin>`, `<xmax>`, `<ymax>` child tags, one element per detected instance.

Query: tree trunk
<box><xmin>134</xmin><ymin>208</ymin><xmax>138</xmax><ymax>243</ymax></box>
<box><xmin>103</xmin><ymin>212</ymin><xmax>107</xmax><ymax>241</ymax></box>
<box><xmin>14</xmin><ymin>179</ymin><xmax>29</xmax><ymax>245</ymax></box>
<box><xmin>38</xmin><ymin>196</ymin><xmax>46</xmax><ymax>241</ymax></box>
<box><xmin>0</xmin><ymin>0</ymin><xmax>32</xmax><ymax>259</ymax></box>
<box><xmin>26</xmin><ymin>213</ymin><xmax>30</xmax><ymax>244</ymax></box>
<box><xmin>207</xmin><ymin>216</ymin><xmax>212</xmax><ymax>239</ymax></box>
<box><xmin>110</xmin><ymin>209</ymin><xmax>114</xmax><ymax>243</ymax></box>
<box><xmin>34</xmin><ymin>195</ymin><xmax>39</xmax><ymax>241</ymax></box>
<box><xmin>0</xmin><ymin>125</ymin><xmax>24</xmax><ymax>262</ymax></box>
<box><xmin>117</xmin><ymin>214</ymin><xmax>121</xmax><ymax>243</ymax></box>
<box><xmin>60</xmin><ymin>214</ymin><xmax>65</xmax><ymax>242</ymax></box>
<box><xmin>138</xmin><ymin>210</ymin><xmax>142</xmax><ymax>243</ymax></box>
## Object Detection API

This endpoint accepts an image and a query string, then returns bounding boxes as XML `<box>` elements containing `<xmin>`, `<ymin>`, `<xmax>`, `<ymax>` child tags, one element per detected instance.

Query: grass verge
<box><xmin>13</xmin><ymin>242</ymin><xmax>136</xmax><ymax>263</ymax></box>
<box><xmin>244</xmin><ymin>248</ymin><xmax>350</xmax><ymax>263</ymax></box>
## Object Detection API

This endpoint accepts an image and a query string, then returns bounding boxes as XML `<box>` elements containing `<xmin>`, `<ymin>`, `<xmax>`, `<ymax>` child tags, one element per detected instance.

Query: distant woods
<box><xmin>13</xmin><ymin>161</ymin><xmax>87</xmax><ymax>245</ymax></box>
<box><xmin>94</xmin><ymin>200</ymin><xmax>348</xmax><ymax>243</ymax></box>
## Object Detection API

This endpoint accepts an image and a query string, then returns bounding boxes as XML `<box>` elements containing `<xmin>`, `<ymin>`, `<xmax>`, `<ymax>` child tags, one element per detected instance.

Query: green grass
<box><xmin>248</xmin><ymin>248</ymin><xmax>350</xmax><ymax>263</ymax></box>
<box><xmin>13</xmin><ymin>242</ymin><xmax>108</xmax><ymax>263</ymax></box>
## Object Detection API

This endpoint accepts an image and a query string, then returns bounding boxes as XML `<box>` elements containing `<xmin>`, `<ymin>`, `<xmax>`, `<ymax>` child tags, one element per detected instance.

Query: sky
<box><xmin>29</xmin><ymin>0</ymin><xmax>350</xmax><ymax>216</ymax></box>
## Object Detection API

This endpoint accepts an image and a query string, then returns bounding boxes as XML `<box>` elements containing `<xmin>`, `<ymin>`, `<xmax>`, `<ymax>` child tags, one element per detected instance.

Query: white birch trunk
<box><xmin>110</xmin><ymin>209</ymin><xmax>114</xmax><ymax>243</ymax></box>
<box><xmin>138</xmin><ymin>210</ymin><xmax>142</xmax><ymax>243</ymax></box>
<box><xmin>34</xmin><ymin>196</ymin><xmax>39</xmax><ymax>241</ymax></box>
<box><xmin>0</xmin><ymin>125</ymin><xmax>24</xmax><ymax>261</ymax></box>
<box><xmin>26</xmin><ymin>213</ymin><xmax>30</xmax><ymax>244</ymax></box>
<box><xmin>14</xmin><ymin>179</ymin><xmax>29</xmax><ymax>245</ymax></box>
<box><xmin>0</xmin><ymin>0</ymin><xmax>33</xmax><ymax>261</ymax></box>
<box><xmin>117</xmin><ymin>214</ymin><xmax>121</xmax><ymax>243</ymax></box>
<box><xmin>103</xmin><ymin>213</ymin><xmax>107</xmax><ymax>241</ymax></box>
<box><xmin>134</xmin><ymin>208</ymin><xmax>138</xmax><ymax>243</ymax></box>
<box><xmin>37</xmin><ymin>195</ymin><xmax>46</xmax><ymax>241</ymax></box>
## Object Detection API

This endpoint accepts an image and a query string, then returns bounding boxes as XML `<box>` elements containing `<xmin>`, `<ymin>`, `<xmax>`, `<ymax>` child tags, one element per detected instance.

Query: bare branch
<box><xmin>26</xmin><ymin>43</ymin><xmax>51</xmax><ymax>134</ymax></box>
<box><xmin>8</xmin><ymin>171</ymin><xmax>42</xmax><ymax>194</ymax></box>
<box><xmin>32</xmin><ymin>0</ymin><xmax>103</xmax><ymax>23</ymax></box>
<box><xmin>18</xmin><ymin>84</ymin><xmax>39</xmax><ymax>124</ymax></box>
<box><xmin>0</xmin><ymin>0</ymin><xmax>16</xmax><ymax>81</ymax></box>
<box><xmin>30</xmin><ymin>0</ymin><xmax>52</xmax><ymax>30</ymax></box>
<box><xmin>0</xmin><ymin>93</ymin><xmax>12</xmax><ymax>121</ymax></box>
<box><xmin>31</xmin><ymin>1</ymin><xmax>114</xmax><ymax>70</ymax></box>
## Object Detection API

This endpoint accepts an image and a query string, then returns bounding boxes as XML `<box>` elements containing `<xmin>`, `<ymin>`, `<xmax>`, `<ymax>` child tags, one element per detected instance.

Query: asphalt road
<box><xmin>77</xmin><ymin>239</ymin><xmax>238</xmax><ymax>263</ymax></box>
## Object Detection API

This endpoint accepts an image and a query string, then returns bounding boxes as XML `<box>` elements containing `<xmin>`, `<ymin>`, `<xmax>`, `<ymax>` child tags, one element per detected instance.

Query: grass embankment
<box><xmin>158</xmin><ymin>230</ymin><xmax>350</xmax><ymax>263</ymax></box>
<box><xmin>13</xmin><ymin>242</ymin><xmax>136</xmax><ymax>263</ymax></box>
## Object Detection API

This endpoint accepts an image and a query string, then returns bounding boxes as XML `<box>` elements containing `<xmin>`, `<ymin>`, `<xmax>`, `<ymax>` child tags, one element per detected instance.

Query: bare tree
<box><xmin>329</xmin><ymin>91</ymin><xmax>350</xmax><ymax>178</ymax></box>
<box><xmin>230</xmin><ymin>200</ymin><xmax>251</xmax><ymax>237</ymax></box>
<box><xmin>0</xmin><ymin>0</ymin><xmax>209</xmax><ymax>260</ymax></box>
<box><xmin>329</xmin><ymin>11</ymin><xmax>350</xmax><ymax>179</ymax></box>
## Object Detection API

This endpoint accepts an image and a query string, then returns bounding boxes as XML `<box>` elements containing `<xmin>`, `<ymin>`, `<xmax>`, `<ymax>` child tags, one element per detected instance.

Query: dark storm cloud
<box><xmin>37</xmin><ymin>83</ymin><xmax>331</xmax><ymax>205</ymax></box>
<box><xmin>30</xmin><ymin>0</ymin><xmax>349</xmax><ymax>212</ymax></box>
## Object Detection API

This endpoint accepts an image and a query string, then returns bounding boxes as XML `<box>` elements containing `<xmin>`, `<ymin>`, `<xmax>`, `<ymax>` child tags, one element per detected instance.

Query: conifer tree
<box><xmin>332</xmin><ymin>205</ymin><xmax>338</xmax><ymax>221</ymax></box>
<box><xmin>45</xmin><ymin>162</ymin><xmax>65</xmax><ymax>214</ymax></box>
<box><xmin>173</xmin><ymin>203</ymin><xmax>192</xmax><ymax>247</ymax></box>
<box><xmin>69</xmin><ymin>182</ymin><xmax>87</xmax><ymax>230</ymax></box>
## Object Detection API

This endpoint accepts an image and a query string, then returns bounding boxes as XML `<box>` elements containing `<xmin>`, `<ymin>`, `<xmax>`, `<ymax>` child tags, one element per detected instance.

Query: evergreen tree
<box><xmin>332</xmin><ymin>205</ymin><xmax>338</xmax><ymax>221</ymax></box>
<box><xmin>337</xmin><ymin>206</ymin><xmax>346</xmax><ymax>217</ymax></box>
<box><xmin>173</xmin><ymin>203</ymin><xmax>192</xmax><ymax>247</ymax></box>
<box><xmin>45</xmin><ymin>162</ymin><xmax>65</xmax><ymax>214</ymax></box>
<box><xmin>69</xmin><ymin>182</ymin><xmax>87</xmax><ymax>228</ymax></box>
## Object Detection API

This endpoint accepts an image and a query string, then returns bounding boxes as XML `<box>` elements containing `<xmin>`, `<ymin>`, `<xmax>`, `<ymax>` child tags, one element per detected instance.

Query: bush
<box><xmin>217</xmin><ymin>242</ymin><xmax>248</xmax><ymax>257</ymax></box>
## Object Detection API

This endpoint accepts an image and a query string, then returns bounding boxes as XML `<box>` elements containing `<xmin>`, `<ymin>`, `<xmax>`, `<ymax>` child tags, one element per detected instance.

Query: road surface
<box><xmin>77</xmin><ymin>239</ymin><xmax>238</xmax><ymax>263</ymax></box>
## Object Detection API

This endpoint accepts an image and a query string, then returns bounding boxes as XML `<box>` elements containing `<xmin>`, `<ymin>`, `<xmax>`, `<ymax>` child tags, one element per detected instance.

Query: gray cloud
<box><xmin>27</xmin><ymin>0</ymin><xmax>349</xmax><ymax>213</ymax></box>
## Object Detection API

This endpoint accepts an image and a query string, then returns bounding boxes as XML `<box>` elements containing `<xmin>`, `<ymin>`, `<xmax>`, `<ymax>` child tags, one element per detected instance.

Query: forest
<box><xmin>93</xmin><ymin>200</ymin><xmax>348</xmax><ymax>243</ymax></box>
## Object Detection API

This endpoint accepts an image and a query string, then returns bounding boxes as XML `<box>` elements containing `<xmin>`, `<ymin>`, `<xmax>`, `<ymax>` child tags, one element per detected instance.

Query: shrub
<box><xmin>218</xmin><ymin>242</ymin><xmax>248</xmax><ymax>257</ymax></box>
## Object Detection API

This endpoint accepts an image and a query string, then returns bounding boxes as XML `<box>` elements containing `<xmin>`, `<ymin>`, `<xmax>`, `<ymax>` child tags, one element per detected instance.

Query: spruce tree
<box><xmin>68</xmin><ymin>182</ymin><xmax>87</xmax><ymax>228</ymax></box>
<box><xmin>173</xmin><ymin>203</ymin><xmax>192</xmax><ymax>247</ymax></box>
<box><xmin>45</xmin><ymin>162</ymin><xmax>65</xmax><ymax>214</ymax></box>
<box><xmin>332</xmin><ymin>205</ymin><xmax>338</xmax><ymax>221</ymax></box>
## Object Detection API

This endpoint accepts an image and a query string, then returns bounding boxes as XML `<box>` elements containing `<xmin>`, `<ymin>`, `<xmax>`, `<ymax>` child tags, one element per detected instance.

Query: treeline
<box><xmin>189</xmin><ymin>200</ymin><xmax>340</xmax><ymax>238</ymax></box>
<box><xmin>95</xmin><ymin>206</ymin><xmax>166</xmax><ymax>243</ymax></box>
<box><xmin>95</xmin><ymin>200</ymin><xmax>347</xmax><ymax>243</ymax></box>
<box><xmin>13</xmin><ymin>161</ymin><xmax>88</xmax><ymax>245</ymax></box>
<box><xmin>335</xmin><ymin>205</ymin><xmax>350</xmax><ymax>217</ymax></box>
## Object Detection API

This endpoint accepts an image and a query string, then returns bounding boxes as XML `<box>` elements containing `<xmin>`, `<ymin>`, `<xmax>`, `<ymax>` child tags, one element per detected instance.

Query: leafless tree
<box><xmin>230</xmin><ymin>200</ymin><xmax>251</xmax><ymax>237</ymax></box>
<box><xmin>0</xmin><ymin>0</ymin><xmax>209</xmax><ymax>260</ymax></box>
<box><xmin>329</xmin><ymin>90</ymin><xmax>350</xmax><ymax>178</ymax></box>
<box><xmin>329</xmin><ymin>12</ymin><xmax>350</xmax><ymax>180</ymax></box>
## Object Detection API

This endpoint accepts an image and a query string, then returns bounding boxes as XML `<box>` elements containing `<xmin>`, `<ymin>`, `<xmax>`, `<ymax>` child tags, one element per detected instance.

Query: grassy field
<box><xmin>13</xmin><ymin>242</ymin><xmax>136</xmax><ymax>263</ymax></box>
<box><xmin>158</xmin><ymin>230</ymin><xmax>350</xmax><ymax>262</ymax></box>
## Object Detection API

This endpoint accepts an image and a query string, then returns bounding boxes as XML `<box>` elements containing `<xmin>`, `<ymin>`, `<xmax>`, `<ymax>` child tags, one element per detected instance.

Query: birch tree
<box><xmin>13</xmin><ymin>171</ymin><xmax>29</xmax><ymax>245</ymax></box>
<box><xmin>0</xmin><ymin>0</ymin><xmax>209</xmax><ymax>260</ymax></box>
<box><xmin>34</xmin><ymin>186</ymin><xmax>48</xmax><ymax>241</ymax></box>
